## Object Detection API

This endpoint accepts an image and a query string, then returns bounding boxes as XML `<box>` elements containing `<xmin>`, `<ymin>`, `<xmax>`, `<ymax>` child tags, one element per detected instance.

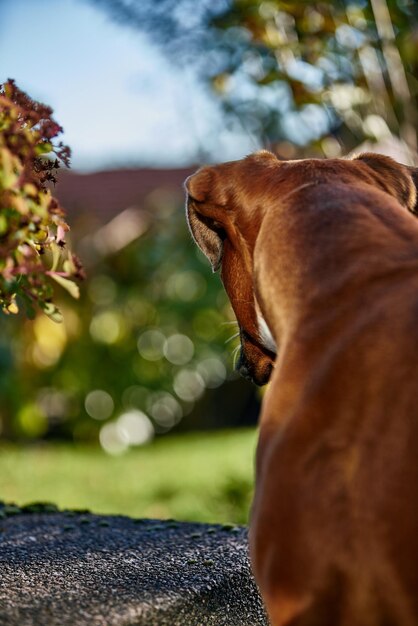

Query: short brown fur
<box><xmin>185</xmin><ymin>152</ymin><xmax>418</xmax><ymax>625</ymax></box>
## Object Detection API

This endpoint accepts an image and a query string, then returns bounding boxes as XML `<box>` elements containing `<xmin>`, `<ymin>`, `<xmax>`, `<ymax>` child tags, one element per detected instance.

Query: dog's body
<box><xmin>185</xmin><ymin>151</ymin><xmax>418</xmax><ymax>625</ymax></box>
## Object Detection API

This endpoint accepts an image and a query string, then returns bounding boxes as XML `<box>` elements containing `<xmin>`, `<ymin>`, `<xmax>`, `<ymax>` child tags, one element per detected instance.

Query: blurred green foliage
<box><xmin>0</xmin><ymin>179</ymin><xmax>246</xmax><ymax>444</ymax></box>
<box><xmin>3</xmin><ymin>0</ymin><xmax>417</xmax><ymax>446</ymax></box>
<box><xmin>0</xmin><ymin>429</ymin><xmax>257</xmax><ymax>523</ymax></box>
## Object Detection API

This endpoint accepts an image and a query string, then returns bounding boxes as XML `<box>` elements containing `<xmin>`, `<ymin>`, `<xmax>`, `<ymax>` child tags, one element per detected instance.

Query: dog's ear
<box><xmin>406</xmin><ymin>166</ymin><xmax>418</xmax><ymax>213</ymax></box>
<box><xmin>185</xmin><ymin>167</ymin><xmax>213</xmax><ymax>203</ymax></box>
<box><xmin>186</xmin><ymin>202</ymin><xmax>225</xmax><ymax>272</ymax></box>
<box><xmin>354</xmin><ymin>153</ymin><xmax>417</xmax><ymax>214</ymax></box>
<box><xmin>185</xmin><ymin>167</ymin><xmax>227</xmax><ymax>272</ymax></box>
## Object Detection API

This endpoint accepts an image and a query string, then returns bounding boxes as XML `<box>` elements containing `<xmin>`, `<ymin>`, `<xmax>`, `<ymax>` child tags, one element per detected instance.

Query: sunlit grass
<box><xmin>0</xmin><ymin>429</ymin><xmax>258</xmax><ymax>524</ymax></box>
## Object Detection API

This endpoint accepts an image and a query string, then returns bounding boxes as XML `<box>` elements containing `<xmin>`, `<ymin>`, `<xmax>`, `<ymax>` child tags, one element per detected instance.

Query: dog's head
<box><xmin>185</xmin><ymin>151</ymin><xmax>278</xmax><ymax>385</ymax></box>
<box><xmin>185</xmin><ymin>150</ymin><xmax>418</xmax><ymax>386</ymax></box>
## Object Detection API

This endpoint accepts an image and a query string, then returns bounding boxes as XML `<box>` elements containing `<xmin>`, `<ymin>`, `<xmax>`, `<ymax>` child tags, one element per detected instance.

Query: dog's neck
<box><xmin>254</xmin><ymin>181</ymin><xmax>418</xmax><ymax>347</ymax></box>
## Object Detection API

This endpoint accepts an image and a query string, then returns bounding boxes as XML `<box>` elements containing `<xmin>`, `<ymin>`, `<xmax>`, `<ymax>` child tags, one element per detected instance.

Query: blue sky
<box><xmin>0</xmin><ymin>0</ymin><xmax>254</xmax><ymax>170</ymax></box>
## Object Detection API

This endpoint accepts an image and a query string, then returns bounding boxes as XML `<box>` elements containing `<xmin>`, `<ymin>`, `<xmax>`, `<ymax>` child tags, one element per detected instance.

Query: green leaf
<box><xmin>6</xmin><ymin>300</ymin><xmax>19</xmax><ymax>314</ymax></box>
<box><xmin>50</xmin><ymin>243</ymin><xmax>61</xmax><ymax>272</ymax></box>
<box><xmin>49</xmin><ymin>273</ymin><xmax>80</xmax><ymax>299</ymax></box>
<box><xmin>63</xmin><ymin>257</ymin><xmax>76</xmax><ymax>274</ymax></box>
<box><xmin>35</xmin><ymin>142</ymin><xmax>53</xmax><ymax>155</ymax></box>
<box><xmin>0</xmin><ymin>214</ymin><xmax>7</xmax><ymax>235</ymax></box>
<box><xmin>22</xmin><ymin>295</ymin><xmax>36</xmax><ymax>320</ymax></box>
<box><xmin>41</xmin><ymin>302</ymin><xmax>63</xmax><ymax>323</ymax></box>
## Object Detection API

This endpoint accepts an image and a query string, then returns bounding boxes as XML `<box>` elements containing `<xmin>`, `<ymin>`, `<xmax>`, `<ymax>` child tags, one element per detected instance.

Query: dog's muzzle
<box><xmin>236</xmin><ymin>344</ymin><xmax>273</xmax><ymax>387</ymax></box>
<box><xmin>238</xmin><ymin>359</ymin><xmax>253</xmax><ymax>383</ymax></box>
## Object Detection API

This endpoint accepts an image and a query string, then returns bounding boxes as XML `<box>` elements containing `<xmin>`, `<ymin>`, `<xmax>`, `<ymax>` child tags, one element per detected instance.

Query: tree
<box><xmin>90</xmin><ymin>0</ymin><xmax>418</xmax><ymax>159</ymax></box>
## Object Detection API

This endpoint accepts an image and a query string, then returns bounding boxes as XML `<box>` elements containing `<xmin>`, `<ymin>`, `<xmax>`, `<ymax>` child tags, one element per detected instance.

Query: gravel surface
<box><xmin>0</xmin><ymin>506</ymin><xmax>269</xmax><ymax>626</ymax></box>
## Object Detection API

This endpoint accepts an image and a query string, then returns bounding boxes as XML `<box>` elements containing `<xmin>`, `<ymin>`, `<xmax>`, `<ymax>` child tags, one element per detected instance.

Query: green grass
<box><xmin>0</xmin><ymin>429</ymin><xmax>258</xmax><ymax>524</ymax></box>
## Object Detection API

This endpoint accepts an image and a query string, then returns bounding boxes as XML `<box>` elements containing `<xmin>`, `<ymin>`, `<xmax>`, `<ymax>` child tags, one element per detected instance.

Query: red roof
<box><xmin>56</xmin><ymin>167</ymin><xmax>195</xmax><ymax>223</ymax></box>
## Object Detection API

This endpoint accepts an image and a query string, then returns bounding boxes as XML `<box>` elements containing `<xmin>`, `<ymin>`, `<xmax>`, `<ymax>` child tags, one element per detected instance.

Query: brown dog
<box><xmin>185</xmin><ymin>151</ymin><xmax>418</xmax><ymax>626</ymax></box>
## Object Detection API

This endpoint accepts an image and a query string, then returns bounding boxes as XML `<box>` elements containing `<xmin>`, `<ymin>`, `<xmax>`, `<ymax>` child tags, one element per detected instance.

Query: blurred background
<box><xmin>0</xmin><ymin>0</ymin><xmax>417</xmax><ymax>522</ymax></box>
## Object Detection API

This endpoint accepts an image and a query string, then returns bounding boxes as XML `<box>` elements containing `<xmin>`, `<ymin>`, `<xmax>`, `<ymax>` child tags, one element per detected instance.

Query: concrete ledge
<box><xmin>0</xmin><ymin>504</ymin><xmax>269</xmax><ymax>625</ymax></box>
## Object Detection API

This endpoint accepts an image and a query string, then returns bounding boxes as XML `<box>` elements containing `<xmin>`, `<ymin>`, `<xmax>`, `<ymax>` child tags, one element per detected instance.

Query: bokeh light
<box><xmin>116</xmin><ymin>410</ymin><xmax>154</xmax><ymax>445</ymax></box>
<box><xmin>99</xmin><ymin>421</ymin><xmax>129</xmax><ymax>455</ymax></box>
<box><xmin>85</xmin><ymin>390</ymin><xmax>114</xmax><ymax>420</ymax></box>
<box><xmin>137</xmin><ymin>329</ymin><xmax>166</xmax><ymax>361</ymax></box>
<box><xmin>196</xmin><ymin>357</ymin><xmax>227</xmax><ymax>388</ymax></box>
<box><xmin>163</xmin><ymin>333</ymin><xmax>194</xmax><ymax>365</ymax></box>
<box><xmin>31</xmin><ymin>315</ymin><xmax>67</xmax><ymax>368</ymax></box>
<box><xmin>122</xmin><ymin>385</ymin><xmax>149</xmax><ymax>410</ymax></box>
<box><xmin>166</xmin><ymin>270</ymin><xmax>206</xmax><ymax>302</ymax></box>
<box><xmin>88</xmin><ymin>275</ymin><xmax>117</xmax><ymax>306</ymax></box>
<box><xmin>173</xmin><ymin>369</ymin><xmax>205</xmax><ymax>403</ymax></box>
<box><xmin>17</xmin><ymin>403</ymin><xmax>47</xmax><ymax>438</ymax></box>
<box><xmin>37</xmin><ymin>388</ymin><xmax>70</xmax><ymax>423</ymax></box>
<box><xmin>89</xmin><ymin>311</ymin><xmax>123</xmax><ymax>344</ymax></box>
<box><xmin>147</xmin><ymin>391</ymin><xmax>182</xmax><ymax>431</ymax></box>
